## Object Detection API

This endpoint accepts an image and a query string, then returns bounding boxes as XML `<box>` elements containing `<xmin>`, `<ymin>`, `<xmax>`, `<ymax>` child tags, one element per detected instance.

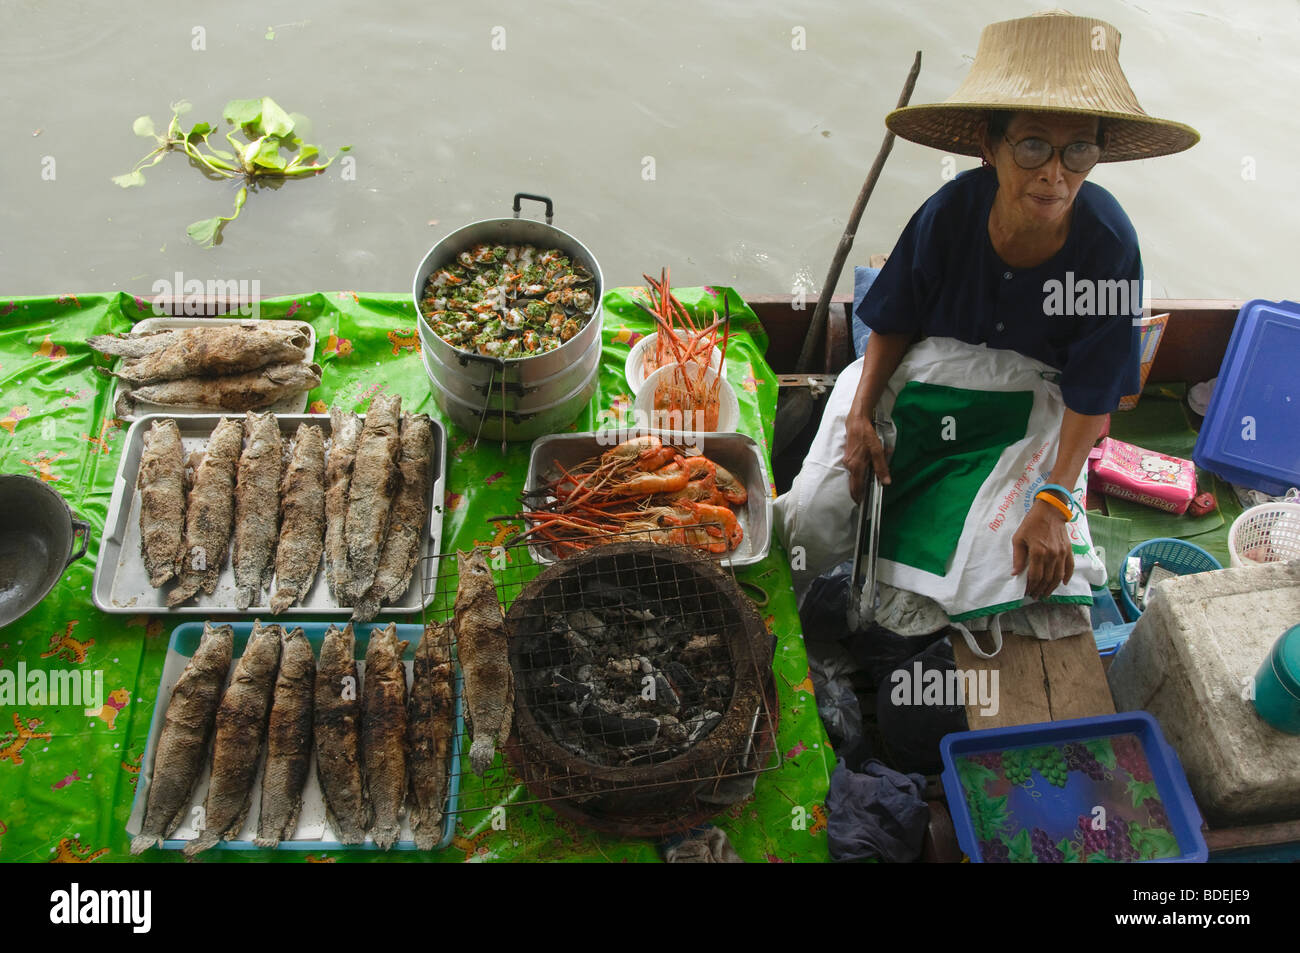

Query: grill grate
<box><xmin>419</xmin><ymin>527</ymin><xmax>780</xmax><ymax>832</ymax></box>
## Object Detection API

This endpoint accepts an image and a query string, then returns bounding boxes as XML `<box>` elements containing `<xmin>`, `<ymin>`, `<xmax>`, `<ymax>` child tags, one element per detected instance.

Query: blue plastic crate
<box><xmin>1095</xmin><ymin>621</ymin><xmax>1136</xmax><ymax>656</ymax></box>
<box><xmin>1193</xmin><ymin>299</ymin><xmax>1300</xmax><ymax>496</ymax></box>
<box><xmin>940</xmin><ymin>712</ymin><xmax>1207</xmax><ymax>863</ymax></box>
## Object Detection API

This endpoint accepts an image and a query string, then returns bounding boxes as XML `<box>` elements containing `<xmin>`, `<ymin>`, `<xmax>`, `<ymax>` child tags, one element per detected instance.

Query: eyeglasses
<box><xmin>1004</xmin><ymin>135</ymin><xmax>1103</xmax><ymax>173</ymax></box>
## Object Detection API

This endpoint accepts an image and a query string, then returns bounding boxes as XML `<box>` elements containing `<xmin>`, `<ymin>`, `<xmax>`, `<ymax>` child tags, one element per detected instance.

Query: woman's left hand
<box><xmin>1011</xmin><ymin>500</ymin><xmax>1075</xmax><ymax>600</ymax></box>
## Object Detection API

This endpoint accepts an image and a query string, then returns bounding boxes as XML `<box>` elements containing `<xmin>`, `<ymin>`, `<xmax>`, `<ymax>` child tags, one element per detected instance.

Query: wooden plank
<box><xmin>952</xmin><ymin>631</ymin><xmax>1051</xmax><ymax>729</ymax></box>
<box><xmin>825</xmin><ymin>302</ymin><xmax>851</xmax><ymax>372</ymax></box>
<box><xmin>1146</xmin><ymin>304</ymin><xmax>1241</xmax><ymax>385</ymax></box>
<box><xmin>1204</xmin><ymin>818</ymin><xmax>1300</xmax><ymax>853</ymax></box>
<box><xmin>1039</xmin><ymin>632</ymin><xmax>1116</xmax><ymax>721</ymax></box>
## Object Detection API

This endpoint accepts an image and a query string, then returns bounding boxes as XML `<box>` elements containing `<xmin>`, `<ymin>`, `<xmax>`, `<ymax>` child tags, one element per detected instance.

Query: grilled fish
<box><xmin>168</xmin><ymin>417</ymin><xmax>244</xmax><ymax>607</ymax></box>
<box><xmin>254</xmin><ymin>626</ymin><xmax>316</xmax><ymax>848</ymax></box>
<box><xmin>183</xmin><ymin>620</ymin><xmax>282</xmax><ymax>856</ymax></box>
<box><xmin>137</xmin><ymin>417</ymin><xmax>186</xmax><ymax>588</ymax></box>
<box><xmin>131</xmin><ymin>623</ymin><xmax>234</xmax><ymax>854</ymax></box>
<box><xmin>314</xmin><ymin>623</ymin><xmax>370</xmax><ymax>844</ymax></box>
<box><xmin>232</xmin><ymin>412</ymin><xmax>283</xmax><ymax>609</ymax></box>
<box><xmin>115</xmin><ymin>362</ymin><xmax>323</xmax><ymax>416</ymax></box>
<box><xmin>454</xmin><ymin>548</ymin><xmax>514</xmax><ymax>776</ymax></box>
<box><xmin>270</xmin><ymin>424</ymin><xmax>326</xmax><ymax>614</ymax></box>
<box><xmin>344</xmin><ymin>393</ymin><xmax>402</xmax><ymax>602</ymax></box>
<box><xmin>92</xmin><ymin>324</ymin><xmax>310</xmax><ymax>384</ymax></box>
<box><xmin>352</xmin><ymin>413</ymin><xmax>434</xmax><ymax>622</ymax></box>
<box><xmin>407</xmin><ymin>620</ymin><xmax>454</xmax><ymax>850</ymax></box>
<box><xmin>362</xmin><ymin>623</ymin><xmax>409</xmax><ymax>850</ymax></box>
<box><xmin>324</xmin><ymin>408</ymin><xmax>362</xmax><ymax>603</ymax></box>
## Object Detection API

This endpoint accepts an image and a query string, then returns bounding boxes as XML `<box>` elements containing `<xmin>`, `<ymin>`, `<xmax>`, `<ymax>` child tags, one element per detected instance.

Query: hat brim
<box><xmin>886</xmin><ymin>103</ymin><xmax>1200</xmax><ymax>162</ymax></box>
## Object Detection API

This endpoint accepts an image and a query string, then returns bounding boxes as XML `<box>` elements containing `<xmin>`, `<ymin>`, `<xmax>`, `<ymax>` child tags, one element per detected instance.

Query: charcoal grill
<box><xmin>420</xmin><ymin>530</ymin><xmax>779</xmax><ymax>838</ymax></box>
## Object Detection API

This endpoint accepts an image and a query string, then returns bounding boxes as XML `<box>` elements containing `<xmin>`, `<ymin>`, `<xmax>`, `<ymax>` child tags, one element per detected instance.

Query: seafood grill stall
<box><xmin>0</xmin><ymin>284</ymin><xmax>833</xmax><ymax>863</ymax></box>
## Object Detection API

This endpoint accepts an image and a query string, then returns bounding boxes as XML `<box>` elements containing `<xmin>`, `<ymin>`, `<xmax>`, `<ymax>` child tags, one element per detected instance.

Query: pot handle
<box><xmin>513</xmin><ymin>192</ymin><xmax>554</xmax><ymax>224</ymax></box>
<box><xmin>65</xmin><ymin>518</ymin><xmax>90</xmax><ymax>568</ymax></box>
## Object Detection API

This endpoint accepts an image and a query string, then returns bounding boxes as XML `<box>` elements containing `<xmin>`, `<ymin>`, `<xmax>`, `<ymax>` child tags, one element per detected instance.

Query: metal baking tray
<box><xmin>523</xmin><ymin>430</ymin><xmax>773</xmax><ymax>568</ymax></box>
<box><xmin>125</xmin><ymin>622</ymin><xmax>463</xmax><ymax>852</ymax></box>
<box><xmin>107</xmin><ymin>317</ymin><xmax>317</xmax><ymax>421</ymax></box>
<box><xmin>92</xmin><ymin>412</ymin><xmax>445</xmax><ymax>616</ymax></box>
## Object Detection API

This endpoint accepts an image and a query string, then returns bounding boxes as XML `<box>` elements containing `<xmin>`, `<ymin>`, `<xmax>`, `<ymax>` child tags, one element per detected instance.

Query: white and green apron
<box><xmin>775</xmin><ymin>337</ymin><xmax>1105</xmax><ymax>649</ymax></box>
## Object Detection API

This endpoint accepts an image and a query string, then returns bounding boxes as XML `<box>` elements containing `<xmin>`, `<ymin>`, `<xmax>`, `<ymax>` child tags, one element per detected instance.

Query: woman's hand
<box><xmin>844</xmin><ymin>408</ymin><xmax>890</xmax><ymax>503</ymax></box>
<box><xmin>1011</xmin><ymin>499</ymin><xmax>1075</xmax><ymax>600</ymax></box>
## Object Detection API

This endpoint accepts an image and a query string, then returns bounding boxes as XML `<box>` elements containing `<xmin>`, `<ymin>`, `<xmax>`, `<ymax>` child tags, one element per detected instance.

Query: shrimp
<box><xmin>712</xmin><ymin>462</ymin><xmax>748</xmax><ymax>505</ymax></box>
<box><xmin>600</xmin><ymin>435</ymin><xmax>662</xmax><ymax>469</ymax></box>
<box><xmin>666</xmin><ymin>501</ymin><xmax>744</xmax><ymax>552</ymax></box>
<box><xmin>607</xmin><ymin>459</ymin><xmax>689</xmax><ymax>497</ymax></box>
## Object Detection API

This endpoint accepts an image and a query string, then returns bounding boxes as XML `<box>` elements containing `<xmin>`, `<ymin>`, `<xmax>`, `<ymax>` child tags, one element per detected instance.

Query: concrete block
<box><xmin>1107</xmin><ymin>560</ymin><xmax>1300</xmax><ymax>825</ymax></box>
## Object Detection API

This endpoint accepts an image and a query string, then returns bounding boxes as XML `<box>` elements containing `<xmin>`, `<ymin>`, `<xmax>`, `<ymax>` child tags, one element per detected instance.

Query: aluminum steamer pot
<box><xmin>0</xmin><ymin>474</ymin><xmax>90</xmax><ymax>628</ymax></box>
<box><xmin>412</xmin><ymin>193</ymin><xmax>604</xmax><ymax>442</ymax></box>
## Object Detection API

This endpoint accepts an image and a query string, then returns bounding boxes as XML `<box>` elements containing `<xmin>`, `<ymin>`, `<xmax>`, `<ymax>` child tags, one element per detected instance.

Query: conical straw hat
<box><xmin>886</xmin><ymin>10</ymin><xmax>1199</xmax><ymax>162</ymax></box>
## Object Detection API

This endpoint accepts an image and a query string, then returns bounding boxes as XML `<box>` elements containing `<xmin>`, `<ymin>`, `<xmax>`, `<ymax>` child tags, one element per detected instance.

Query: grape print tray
<box><xmin>940</xmin><ymin>713</ymin><xmax>1207</xmax><ymax>863</ymax></box>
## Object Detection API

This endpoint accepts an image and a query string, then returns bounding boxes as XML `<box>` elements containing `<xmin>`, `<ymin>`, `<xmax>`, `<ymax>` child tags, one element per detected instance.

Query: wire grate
<box><xmin>418</xmin><ymin>527</ymin><xmax>780</xmax><ymax>827</ymax></box>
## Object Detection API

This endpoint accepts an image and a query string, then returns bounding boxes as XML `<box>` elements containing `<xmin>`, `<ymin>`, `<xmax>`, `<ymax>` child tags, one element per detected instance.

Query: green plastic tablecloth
<box><xmin>0</xmin><ymin>289</ymin><xmax>833</xmax><ymax>863</ymax></box>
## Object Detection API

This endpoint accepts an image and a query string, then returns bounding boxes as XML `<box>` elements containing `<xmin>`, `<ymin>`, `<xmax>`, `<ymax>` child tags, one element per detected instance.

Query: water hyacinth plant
<box><xmin>114</xmin><ymin>97</ymin><xmax>350</xmax><ymax>246</ymax></box>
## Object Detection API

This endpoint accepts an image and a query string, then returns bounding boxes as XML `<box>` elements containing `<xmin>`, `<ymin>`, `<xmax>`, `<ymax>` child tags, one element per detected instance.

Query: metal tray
<box><xmin>523</xmin><ymin>430</ymin><xmax>773</xmax><ymax>568</ymax></box>
<box><xmin>125</xmin><ymin>622</ymin><xmax>463</xmax><ymax>852</ymax></box>
<box><xmin>92</xmin><ymin>412</ymin><xmax>446</xmax><ymax>616</ymax></box>
<box><xmin>107</xmin><ymin>317</ymin><xmax>317</xmax><ymax>421</ymax></box>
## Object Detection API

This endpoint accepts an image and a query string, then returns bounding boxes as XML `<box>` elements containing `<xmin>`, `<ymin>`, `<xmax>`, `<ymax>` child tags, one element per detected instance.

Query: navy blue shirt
<box><xmin>854</xmin><ymin>167</ymin><xmax>1142</xmax><ymax>414</ymax></box>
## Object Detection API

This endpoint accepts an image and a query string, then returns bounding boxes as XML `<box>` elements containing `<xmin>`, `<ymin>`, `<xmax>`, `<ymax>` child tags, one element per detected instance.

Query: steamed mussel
<box><xmin>419</xmin><ymin>244</ymin><xmax>597</xmax><ymax>358</ymax></box>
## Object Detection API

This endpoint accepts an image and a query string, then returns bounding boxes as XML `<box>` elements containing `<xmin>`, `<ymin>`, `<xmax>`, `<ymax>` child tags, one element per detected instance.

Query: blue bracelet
<box><xmin>1038</xmin><ymin>483</ymin><xmax>1079</xmax><ymax>512</ymax></box>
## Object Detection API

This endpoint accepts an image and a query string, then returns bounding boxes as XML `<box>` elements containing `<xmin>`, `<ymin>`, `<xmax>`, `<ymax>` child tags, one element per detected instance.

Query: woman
<box><xmin>777</xmin><ymin>11</ymin><xmax>1198</xmax><ymax>651</ymax></box>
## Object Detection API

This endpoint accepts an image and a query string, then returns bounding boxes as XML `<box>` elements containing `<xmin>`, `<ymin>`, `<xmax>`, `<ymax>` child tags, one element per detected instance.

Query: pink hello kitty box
<box><xmin>1089</xmin><ymin>437</ymin><xmax>1197</xmax><ymax>514</ymax></box>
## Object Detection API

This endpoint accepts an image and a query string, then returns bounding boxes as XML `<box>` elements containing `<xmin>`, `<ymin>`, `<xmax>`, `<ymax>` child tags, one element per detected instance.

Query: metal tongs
<box><xmin>847</xmin><ymin>416</ymin><xmax>889</xmax><ymax>632</ymax></box>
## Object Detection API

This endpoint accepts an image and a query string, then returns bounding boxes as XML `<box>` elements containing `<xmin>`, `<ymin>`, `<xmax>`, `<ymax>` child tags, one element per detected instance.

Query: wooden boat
<box><xmin>154</xmin><ymin>291</ymin><xmax>1294</xmax><ymax>859</ymax></box>
<box><xmin>754</xmin><ymin>293</ymin><xmax>1300</xmax><ymax>861</ymax></box>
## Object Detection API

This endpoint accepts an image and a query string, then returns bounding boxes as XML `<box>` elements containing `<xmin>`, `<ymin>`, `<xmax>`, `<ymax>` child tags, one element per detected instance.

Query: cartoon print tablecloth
<box><xmin>0</xmin><ymin>289</ymin><xmax>833</xmax><ymax>863</ymax></box>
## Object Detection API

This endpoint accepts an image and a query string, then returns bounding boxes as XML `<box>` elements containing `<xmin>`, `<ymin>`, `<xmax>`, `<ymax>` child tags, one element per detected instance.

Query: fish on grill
<box><xmin>232</xmin><ymin>412</ymin><xmax>283</xmax><ymax>609</ymax></box>
<box><xmin>407</xmin><ymin>620</ymin><xmax>454</xmax><ymax>850</ymax></box>
<box><xmin>137</xmin><ymin>417</ymin><xmax>186</xmax><ymax>588</ymax></box>
<box><xmin>454</xmin><ymin>548</ymin><xmax>514</xmax><ymax>776</ymax></box>
<box><xmin>90</xmin><ymin>323</ymin><xmax>310</xmax><ymax>384</ymax></box>
<box><xmin>168</xmin><ymin>418</ymin><xmax>244</xmax><ymax>607</ymax></box>
<box><xmin>324</xmin><ymin>408</ymin><xmax>362</xmax><ymax>604</ymax></box>
<box><xmin>254</xmin><ymin>626</ymin><xmax>316</xmax><ymax>848</ymax></box>
<box><xmin>362</xmin><ymin>622</ymin><xmax>409</xmax><ymax>850</ymax></box>
<box><xmin>314</xmin><ymin>623</ymin><xmax>370</xmax><ymax>844</ymax></box>
<box><xmin>352</xmin><ymin>413</ymin><xmax>434</xmax><ymax>623</ymax></box>
<box><xmin>130</xmin><ymin>623</ymin><xmax>234</xmax><ymax>854</ymax></box>
<box><xmin>344</xmin><ymin>393</ymin><xmax>402</xmax><ymax>602</ymax></box>
<box><xmin>269</xmin><ymin>424</ymin><xmax>326</xmax><ymax>614</ymax></box>
<box><xmin>115</xmin><ymin>362</ymin><xmax>323</xmax><ymax>416</ymax></box>
<box><xmin>183</xmin><ymin>620</ymin><xmax>282</xmax><ymax>856</ymax></box>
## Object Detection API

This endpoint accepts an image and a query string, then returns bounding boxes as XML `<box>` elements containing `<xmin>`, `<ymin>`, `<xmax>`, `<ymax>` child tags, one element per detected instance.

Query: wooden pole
<box><xmin>794</xmin><ymin>51</ymin><xmax>922</xmax><ymax>373</ymax></box>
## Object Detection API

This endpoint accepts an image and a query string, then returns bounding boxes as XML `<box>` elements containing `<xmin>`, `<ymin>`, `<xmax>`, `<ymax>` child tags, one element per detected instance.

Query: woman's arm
<box><xmin>843</xmin><ymin>328</ymin><xmax>915</xmax><ymax>502</ymax></box>
<box><xmin>1011</xmin><ymin>407</ymin><xmax>1108</xmax><ymax>599</ymax></box>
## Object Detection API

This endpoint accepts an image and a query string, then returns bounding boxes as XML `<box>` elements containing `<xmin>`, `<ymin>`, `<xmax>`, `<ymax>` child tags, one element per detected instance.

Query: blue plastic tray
<box><xmin>1193</xmin><ymin>299</ymin><xmax>1300</xmax><ymax>496</ymax></box>
<box><xmin>126</xmin><ymin>622</ymin><xmax>463</xmax><ymax>852</ymax></box>
<box><xmin>940</xmin><ymin>712</ymin><xmax>1207</xmax><ymax>863</ymax></box>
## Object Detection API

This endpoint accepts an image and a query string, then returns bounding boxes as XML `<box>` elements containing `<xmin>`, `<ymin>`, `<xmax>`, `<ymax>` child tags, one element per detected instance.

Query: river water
<box><xmin>2</xmin><ymin>0</ymin><xmax>1297</xmax><ymax>301</ymax></box>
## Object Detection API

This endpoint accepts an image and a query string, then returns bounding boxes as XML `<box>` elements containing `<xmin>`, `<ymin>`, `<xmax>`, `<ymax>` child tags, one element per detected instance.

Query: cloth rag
<box><xmin>826</xmin><ymin>759</ymin><xmax>930</xmax><ymax>862</ymax></box>
<box><xmin>662</xmin><ymin>826</ymin><xmax>743</xmax><ymax>863</ymax></box>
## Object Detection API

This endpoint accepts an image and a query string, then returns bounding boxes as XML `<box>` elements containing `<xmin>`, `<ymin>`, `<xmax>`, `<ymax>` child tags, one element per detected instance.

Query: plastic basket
<box><xmin>1120</xmin><ymin>537</ymin><xmax>1223</xmax><ymax>621</ymax></box>
<box><xmin>1228</xmin><ymin>501</ymin><xmax>1300</xmax><ymax>568</ymax></box>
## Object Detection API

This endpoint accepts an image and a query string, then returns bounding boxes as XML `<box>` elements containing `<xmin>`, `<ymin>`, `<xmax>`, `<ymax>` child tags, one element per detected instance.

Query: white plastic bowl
<box><xmin>625</xmin><ymin>332</ymin><xmax>724</xmax><ymax>396</ymax></box>
<box><xmin>632</xmin><ymin>361</ymin><xmax>739</xmax><ymax>434</ymax></box>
